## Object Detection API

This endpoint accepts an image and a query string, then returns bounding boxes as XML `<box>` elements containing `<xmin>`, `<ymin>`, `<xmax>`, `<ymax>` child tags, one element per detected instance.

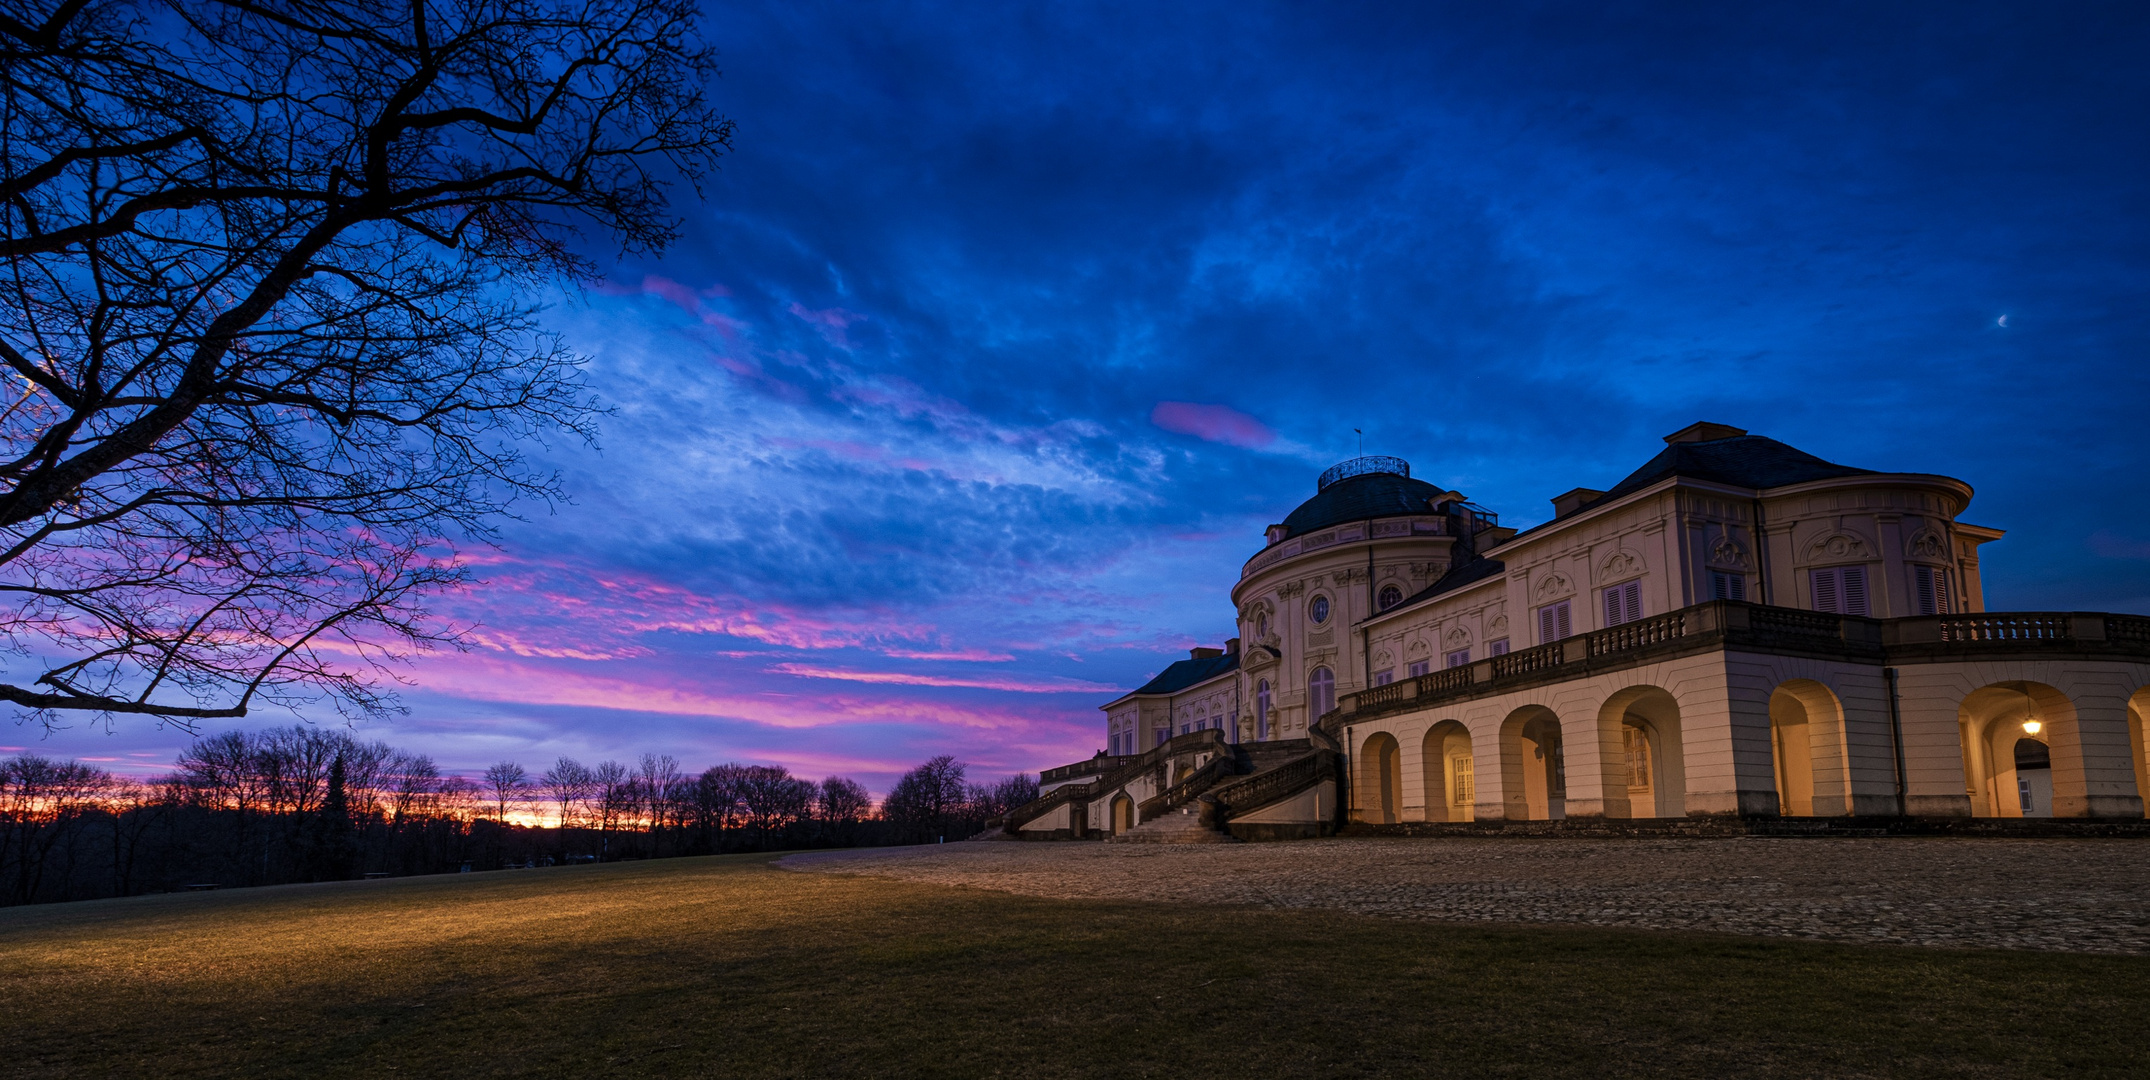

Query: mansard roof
<box><xmin>1280</xmin><ymin>470</ymin><xmax>1447</xmax><ymax>540</ymax></box>
<box><xmin>1585</xmin><ymin>433</ymin><xmax>1873</xmax><ymax>511</ymax></box>
<box><xmin>1381</xmin><ymin>555</ymin><xmax>1506</xmax><ymax>617</ymax></box>
<box><xmin>1123</xmin><ymin>650</ymin><xmax>1239</xmax><ymax>698</ymax></box>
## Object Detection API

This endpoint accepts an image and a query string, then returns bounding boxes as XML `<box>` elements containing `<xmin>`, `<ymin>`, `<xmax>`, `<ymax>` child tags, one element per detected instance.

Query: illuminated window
<box><xmin>1624</xmin><ymin>725</ymin><xmax>1652</xmax><ymax>790</ymax></box>
<box><xmin>1378</xmin><ymin>584</ymin><xmax>1403</xmax><ymax>611</ymax></box>
<box><xmin>1310</xmin><ymin>595</ymin><xmax>1331</xmax><ymax>625</ymax></box>
<box><xmin>1309</xmin><ymin>666</ymin><xmax>1335</xmax><ymax>717</ymax></box>
<box><xmin>1449</xmin><ymin>756</ymin><xmax>1475</xmax><ymax>805</ymax></box>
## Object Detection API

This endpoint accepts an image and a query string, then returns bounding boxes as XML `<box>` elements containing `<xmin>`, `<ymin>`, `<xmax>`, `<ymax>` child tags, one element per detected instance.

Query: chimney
<box><xmin>1225</xmin><ymin>637</ymin><xmax>1241</xmax><ymax>655</ymax></box>
<box><xmin>1663</xmin><ymin>421</ymin><xmax>1748</xmax><ymax>445</ymax></box>
<box><xmin>1551</xmin><ymin>487</ymin><xmax>1606</xmax><ymax>519</ymax></box>
<box><xmin>1189</xmin><ymin>646</ymin><xmax>1223</xmax><ymax>660</ymax></box>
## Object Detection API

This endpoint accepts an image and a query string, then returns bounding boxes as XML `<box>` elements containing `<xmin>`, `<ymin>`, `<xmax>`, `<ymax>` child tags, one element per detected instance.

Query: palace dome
<box><xmin>1279</xmin><ymin>456</ymin><xmax>1447</xmax><ymax>540</ymax></box>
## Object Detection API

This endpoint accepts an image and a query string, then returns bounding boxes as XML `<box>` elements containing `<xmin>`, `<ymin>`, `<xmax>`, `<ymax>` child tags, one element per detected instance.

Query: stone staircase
<box><xmin>1110</xmin><ymin>804</ymin><xmax>1237</xmax><ymax>844</ymax></box>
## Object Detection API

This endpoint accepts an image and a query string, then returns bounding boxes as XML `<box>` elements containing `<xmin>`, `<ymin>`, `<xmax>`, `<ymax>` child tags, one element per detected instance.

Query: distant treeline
<box><xmin>0</xmin><ymin>727</ymin><xmax>1039</xmax><ymax>907</ymax></box>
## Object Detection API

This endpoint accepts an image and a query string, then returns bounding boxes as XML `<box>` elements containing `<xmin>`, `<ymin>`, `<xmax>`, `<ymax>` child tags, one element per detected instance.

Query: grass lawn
<box><xmin>1</xmin><ymin>852</ymin><xmax>2144</xmax><ymax>1078</ymax></box>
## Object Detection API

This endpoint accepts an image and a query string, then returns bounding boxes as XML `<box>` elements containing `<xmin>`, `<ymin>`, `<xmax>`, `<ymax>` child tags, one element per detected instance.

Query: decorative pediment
<box><xmin>1240</xmin><ymin>645</ymin><xmax>1279</xmax><ymax>672</ymax></box>
<box><xmin>1707</xmin><ymin>535</ymin><xmax>1750</xmax><ymax>570</ymax></box>
<box><xmin>1597</xmin><ymin>547</ymin><xmax>1646</xmax><ymax>583</ymax></box>
<box><xmin>1532</xmin><ymin>571</ymin><xmax>1575</xmax><ymax>601</ymax></box>
<box><xmin>1444</xmin><ymin>626</ymin><xmax>1472</xmax><ymax>648</ymax></box>
<box><xmin>1905</xmin><ymin>528</ymin><xmax>1948</xmax><ymax>560</ymax></box>
<box><xmin>1804</xmin><ymin>531</ymin><xmax>1872</xmax><ymax>564</ymax></box>
<box><xmin>1488</xmin><ymin>613</ymin><xmax>1508</xmax><ymax>636</ymax></box>
<box><xmin>1373</xmin><ymin>648</ymin><xmax>1394</xmax><ymax>669</ymax></box>
<box><xmin>1404</xmin><ymin>636</ymin><xmax>1431</xmax><ymax>659</ymax></box>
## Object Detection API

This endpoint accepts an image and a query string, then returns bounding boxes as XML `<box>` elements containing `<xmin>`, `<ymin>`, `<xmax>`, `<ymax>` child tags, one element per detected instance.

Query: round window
<box><xmin>1378</xmin><ymin>584</ymin><xmax>1403</xmax><ymax>610</ymax></box>
<box><xmin>1310</xmin><ymin>595</ymin><xmax>1331</xmax><ymax>624</ymax></box>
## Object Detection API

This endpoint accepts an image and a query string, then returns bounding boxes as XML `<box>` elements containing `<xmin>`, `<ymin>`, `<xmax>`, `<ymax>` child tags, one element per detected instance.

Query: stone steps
<box><xmin>1110</xmin><ymin>805</ymin><xmax>1236</xmax><ymax>844</ymax></box>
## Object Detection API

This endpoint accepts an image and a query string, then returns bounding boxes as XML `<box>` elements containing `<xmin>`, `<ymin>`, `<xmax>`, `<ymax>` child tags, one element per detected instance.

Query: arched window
<box><xmin>1310</xmin><ymin>595</ymin><xmax>1331</xmax><ymax>625</ymax></box>
<box><xmin>1256</xmin><ymin>679</ymin><xmax>1271</xmax><ymax>740</ymax></box>
<box><xmin>1309</xmin><ymin>666</ymin><xmax>1335</xmax><ymax>719</ymax></box>
<box><xmin>1255</xmin><ymin>611</ymin><xmax>1270</xmax><ymax>638</ymax></box>
<box><xmin>1378</xmin><ymin>584</ymin><xmax>1403</xmax><ymax>611</ymax></box>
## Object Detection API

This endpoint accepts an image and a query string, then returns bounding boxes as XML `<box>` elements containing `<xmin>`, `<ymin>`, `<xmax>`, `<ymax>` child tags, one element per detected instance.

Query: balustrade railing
<box><xmin>1415</xmin><ymin>666</ymin><xmax>1473</xmax><ymax>696</ymax></box>
<box><xmin>2110</xmin><ymin>615</ymin><xmax>2150</xmax><ymax>647</ymax></box>
<box><xmin>1939</xmin><ymin>614</ymin><xmax>2071</xmax><ymax>642</ymax></box>
<box><xmin>1746</xmin><ymin>606</ymin><xmax>1844</xmax><ymax>640</ymax></box>
<box><xmin>1587</xmin><ymin>611</ymin><xmax>1687</xmax><ymax>657</ymax></box>
<box><xmin>1356</xmin><ymin>680</ymin><xmax>1411</xmax><ymax>709</ymax></box>
<box><xmin>1490</xmin><ymin>640</ymin><xmax>1563</xmax><ymax>679</ymax></box>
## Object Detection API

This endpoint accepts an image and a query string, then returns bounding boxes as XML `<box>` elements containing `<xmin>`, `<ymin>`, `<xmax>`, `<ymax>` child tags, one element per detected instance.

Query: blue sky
<box><xmin>16</xmin><ymin>1</ymin><xmax>2150</xmax><ymax>793</ymax></box>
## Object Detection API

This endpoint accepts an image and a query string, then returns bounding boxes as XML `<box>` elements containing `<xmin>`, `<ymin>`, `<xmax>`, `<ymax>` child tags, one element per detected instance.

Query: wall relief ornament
<box><xmin>1277</xmin><ymin>580</ymin><xmax>1306</xmax><ymax>598</ymax></box>
<box><xmin>1332</xmin><ymin>567</ymin><xmax>1367</xmax><ymax>585</ymax></box>
<box><xmin>1405</xmin><ymin>636</ymin><xmax>1431</xmax><ymax>658</ymax></box>
<box><xmin>1488</xmin><ymin>613</ymin><xmax>1508</xmax><ymax>635</ymax></box>
<box><xmin>1707</xmin><ymin>536</ymin><xmax>1751</xmax><ymax>570</ymax></box>
<box><xmin>1444</xmin><ymin>626</ymin><xmax>1471</xmax><ymax>648</ymax></box>
<box><xmin>1804</xmin><ymin>532</ymin><xmax>1872</xmax><ymax>563</ymax></box>
<box><xmin>1373</xmin><ymin>649</ymin><xmax>1394</xmax><ymax>669</ymax></box>
<box><xmin>1533</xmin><ymin>571</ymin><xmax>1575</xmax><ymax>601</ymax></box>
<box><xmin>1905</xmin><ymin>529</ymin><xmax>1948</xmax><ymax>560</ymax></box>
<box><xmin>1597</xmin><ymin>547</ymin><xmax>1645</xmax><ymax>583</ymax></box>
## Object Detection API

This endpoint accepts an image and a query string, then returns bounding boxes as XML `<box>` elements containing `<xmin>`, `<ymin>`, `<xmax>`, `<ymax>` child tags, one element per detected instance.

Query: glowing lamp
<box><xmin>2022</xmin><ymin>719</ymin><xmax>2043</xmax><ymax>736</ymax></box>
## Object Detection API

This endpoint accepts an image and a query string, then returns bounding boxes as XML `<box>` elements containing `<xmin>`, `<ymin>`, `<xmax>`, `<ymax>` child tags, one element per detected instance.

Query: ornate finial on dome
<box><xmin>1317</xmin><ymin>455</ymin><xmax>1410</xmax><ymax>491</ymax></box>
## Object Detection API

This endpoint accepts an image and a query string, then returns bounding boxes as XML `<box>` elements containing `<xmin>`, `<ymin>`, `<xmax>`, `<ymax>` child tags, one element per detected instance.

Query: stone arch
<box><xmin>1956</xmin><ymin>681</ymin><xmax>2108</xmax><ymax>818</ymax></box>
<box><xmin>1356</xmin><ymin>731</ymin><xmax>1402</xmax><ymax>824</ymax></box>
<box><xmin>1420</xmin><ymin>720</ymin><xmax>1475</xmax><ymax>822</ymax></box>
<box><xmin>1596</xmin><ymin>685</ymin><xmax>1685</xmax><ymax>818</ymax></box>
<box><xmin>1498</xmin><ymin>705</ymin><xmax>1566</xmax><ymax>820</ymax></box>
<box><xmin>1768</xmin><ymin>679</ymin><xmax>1850</xmax><ymax>817</ymax></box>
<box><xmin>1110</xmin><ymin>794</ymin><xmax>1135</xmax><ymax>835</ymax></box>
<box><xmin>2131</xmin><ymin>687</ymin><xmax>2150</xmax><ymax>819</ymax></box>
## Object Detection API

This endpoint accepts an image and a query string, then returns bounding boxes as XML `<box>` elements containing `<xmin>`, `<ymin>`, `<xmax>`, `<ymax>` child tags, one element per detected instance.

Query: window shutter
<box><xmin>1730</xmin><ymin>573</ymin><xmax>1746</xmax><ymax>601</ymax></box>
<box><xmin>1603</xmin><ymin>587</ymin><xmax>1622</xmax><ymax>627</ymax></box>
<box><xmin>1813</xmin><ymin>567</ymin><xmax>1839</xmax><ymax>614</ymax></box>
<box><xmin>1915</xmin><ymin>566</ymin><xmax>1936</xmax><ymax>614</ymax></box>
<box><xmin>1934</xmin><ymin>569</ymin><xmax>1951</xmax><ymax>614</ymax></box>
<box><xmin>1556</xmin><ymin>600</ymin><xmax>1572</xmax><ymax>639</ymax></box>
<box><xmin>1843</xmin><ymin>565</ymin><xmax>1869</xmax><ymax>616</ymax></box>
<box><xmin>1622</xmin><ymin>580</ymin><xmax>1642</xmax><ymax>623</ymax></box>
<box><xmin>1539</xmin><ymin>605</ymin><xmax>1557</xmax><ymax>644</ymax></box>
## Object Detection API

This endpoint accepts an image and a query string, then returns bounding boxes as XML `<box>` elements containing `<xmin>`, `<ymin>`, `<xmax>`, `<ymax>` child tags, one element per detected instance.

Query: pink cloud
<box><xmin>1150</xmin><ymin>401</ymin><xmax>1275</xmax><ymax>449</ymax></box>
<box><xmin>766</xmin><ymin>664</ymin><xmax>1117</xmax><ymax>694</ymax></box>
<box><xmin>789</xmin><ymin>302</ymin><xmax>865</xmax><ymax>348</ymax></box>
<box><xmin>882</xmin><ymin>647</ymin><xmax>1016</xmax><ymax>662</ymax></box>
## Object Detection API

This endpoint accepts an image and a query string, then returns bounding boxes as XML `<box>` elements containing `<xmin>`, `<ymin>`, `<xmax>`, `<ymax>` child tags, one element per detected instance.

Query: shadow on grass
<box><xmin>1</xmin><ymin>852</ymin><xmax>2141</xmax><ymax>1078</ymax></box>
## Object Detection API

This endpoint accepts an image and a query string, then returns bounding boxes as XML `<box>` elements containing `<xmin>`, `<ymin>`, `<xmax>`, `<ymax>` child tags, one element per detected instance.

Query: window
<box><xmin>1310</xmin><ymin>595</ymin><xmax>1331</xmax><ymax>625</ymax></box>
<box><xmin>1601</xmin><ymin>580</ymin><xmax>1642</xmax><ymax>626</ymax></box>
<box><xmin>1488</xmin><ymin>639</ymin><xmax>1510</xmax><ymax>656</ymax></box>
<box><xmin>1446</xmin><ymin>648</ymin><xmax>1470</xmax><ymax>668</ymax></box>
<box><xmin>1407</xmin><ymin>659</ymin><xmax>1430</xmax><ymax>678</ymax></box>
<box><xmin>1709</xmin><ymin>570</ymin><xmax>1747</xmax><ymax>601</ymax></box>
<box><xmin>1624</xmin><ymin>725</ymin><xmax>1652</xmax><ymax>790</ymax></box>
<box><xmin>1811</xmin><ymin>565</ymin><xmax>1870</xmax><ymax>616</ymax></box>
<box><xmin>1156</xmin><ymin>728</ymin><xmax>1169</xmax><ymax>747</ymax></box>
<box><xmin>1537</xmin><ymin>599</ymin><xmax>1573</xmax><ymax>643</ymax></box>
<box><xmin>1256</xmin><ymin>679</ymin><xmax>1271</xmax><ymax>740</ymax></box>
<box><xmin>1449</xmin><ymin>755</ymin><xmax>1475</xmax><ymax>806</ymax></box>
<box><xmin>1309</xmin><ymin>666</ymin><xmax>1335</xmax><ymax>718</ymax></box>
<box><xmin>1255</xmin><ymin>611</ymin><xmax>1270</xmax><ymax>638</ymax></box>
<box><xmin>1373</xmin><ymin>670</ymin><xmax>1394</xmax><ymax>686</ymax></box>
<box><xmin>1914</xmin><ymin>565</ymin><xmax>1952</xmax><ymax>615</ymax></box>
<box><xmin>1378</xmin><ymin>584</ymin><xmax>1403</xmax><ymax>611</ymax></box>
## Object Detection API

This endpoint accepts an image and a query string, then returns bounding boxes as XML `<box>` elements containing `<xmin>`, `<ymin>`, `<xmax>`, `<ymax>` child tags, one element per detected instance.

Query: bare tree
<box><xmin>482</xmin><ymin>761</ymin><xmax>527</xmax><ymax>822</ymax></box>
<box><xmin>0</xmin><ymin>0</ymin><xmax>732</xmax><ymax>728</ymax></box>
<box><xmin>591</xmin><ymin>759</ymin><xmax>630</xmax><ymax>855</ymax></box>
<box><xmin>541</xmin><ymin>756</ymin><xmax>590</xmax><ymax>830</ymax></box>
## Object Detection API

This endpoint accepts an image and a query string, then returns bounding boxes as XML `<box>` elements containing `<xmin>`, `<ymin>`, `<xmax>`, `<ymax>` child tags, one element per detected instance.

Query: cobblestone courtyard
<box><xmin>785</xmin><ymin>837</ymin><xmax>2150</xmax><ymax>954</ymax></box>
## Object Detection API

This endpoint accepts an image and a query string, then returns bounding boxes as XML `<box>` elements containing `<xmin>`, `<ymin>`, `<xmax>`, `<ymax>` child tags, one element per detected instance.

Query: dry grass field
<box><xmin>2</xmin><ymin>851</ymin><xmax>2146</xmax><ymax>1078</ymax></box>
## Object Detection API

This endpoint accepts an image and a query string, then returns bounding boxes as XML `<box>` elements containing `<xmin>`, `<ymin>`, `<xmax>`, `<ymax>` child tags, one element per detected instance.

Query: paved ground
<box><xmin>783</xmin><ymin>837</ymin><xmax>2150</xmax><ymax>954</ymax></box>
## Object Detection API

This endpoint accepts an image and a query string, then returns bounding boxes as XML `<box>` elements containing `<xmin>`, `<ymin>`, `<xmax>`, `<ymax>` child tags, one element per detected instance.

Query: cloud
<box><xmin>766</xmin><ymin>663</ymin><xmax>1118</xmax><ymax>693</ymax></box>
<box><xmin>1150</xmin><ymin>402</ymin><xmax>1276</xmax><ymax>450</ymax></box>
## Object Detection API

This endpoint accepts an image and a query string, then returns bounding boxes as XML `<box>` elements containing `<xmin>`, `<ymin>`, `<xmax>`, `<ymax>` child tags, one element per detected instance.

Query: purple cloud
<box><xmin>1150</xmin><ymin>401</ymin><xmax>1276</xmax><ymax>449</ymax></box>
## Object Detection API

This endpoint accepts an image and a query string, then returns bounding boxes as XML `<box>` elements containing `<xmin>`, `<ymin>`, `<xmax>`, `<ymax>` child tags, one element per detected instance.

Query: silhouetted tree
<box><xmin>882</xmin><ymin>756</ymin><xmax>970</xmax><ymax>843</ymax></box>
<box><xmin>0</xmin><ymin>0</ymin><xmax>732</xmax><ymax>728</ymax></box>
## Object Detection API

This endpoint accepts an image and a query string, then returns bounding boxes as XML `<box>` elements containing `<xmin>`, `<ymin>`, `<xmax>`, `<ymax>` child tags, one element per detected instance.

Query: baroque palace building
<box><xmin>1003</xmin><ymin>422</ymin><xmax>2150</xmax><ymax>842</ymax></box>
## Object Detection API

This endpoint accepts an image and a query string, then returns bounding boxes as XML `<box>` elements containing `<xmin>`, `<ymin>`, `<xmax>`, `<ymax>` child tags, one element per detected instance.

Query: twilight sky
<box><xmin>15</xmin><ymin>2</ymin><xmax>2150</xmax><ymax>794</ymax></box>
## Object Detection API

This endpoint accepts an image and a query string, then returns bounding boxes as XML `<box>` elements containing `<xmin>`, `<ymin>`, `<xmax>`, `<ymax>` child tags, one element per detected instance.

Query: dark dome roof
<box><xmin>1281</xmin><ymin>467</ymin><xmax>1445</xmax><ymax>539</ymax></box>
